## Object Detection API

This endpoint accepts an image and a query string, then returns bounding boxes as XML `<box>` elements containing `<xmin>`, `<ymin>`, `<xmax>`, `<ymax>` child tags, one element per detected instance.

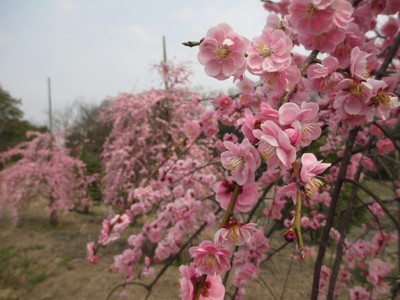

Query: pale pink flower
<box><xmin>247</xmin><ymin>27</ymin><xmax>292</xmax><ymax>74</ymax></box>
<box><xmin>350</xmin><ymin>47</ymin><xmax>371</xmax><ymax>81</ymax></box>
<box><xmin>367</xmin><ymin>258</ymin><xmax>393</xmax><ymax>294</ymax></box>
<box><xmin>86</xmin><ymin>242</ymin><xmax>100</xmax><ymax>264</ymax></box>
<box><xmin>214</xmin><ymin>219</ymin><xmax>257</xmax><ymax>248</ymax></box>
<box><xmin>256</xmin><ymin>102</ymin><xmax>279</xmax><ymax>122</ymax></box>
<box><xmin>288</xmin><ymin>0</ymin><xmax>335</xmax><ymax>35</ymax></box>
<box><xmin>307</xmin><ymin>56</ymin><xmax>344</xmax><ymax>92</ymax></box>
<box><xmin>300</xmin><ymin>153</ymin><xmax>331</xmax><ymax>183</ymax></box>
<box><xmin>301</xmin><ymin>153</ymin><xmax>331</xmax><ymax>196</ymax></box>
<box><xmin>253</xmin><ymin>120</ymin><xmax>296</xmax><ymax>169</ymax></box>
<box><xmin>237</xmin><ymin>108</ymin><xmax>259</xmax><ymax>144</ymax></box>
<box><xmin>333</xmin><ymin>78</ymin><xmax>373</xmax><ymax>118</ymax></box>
<box><xmin>220</xmin><ymin>138</ymin><xmax>260</xmax><ymax>185</ymax></box>
<box><xmin>213</xmin><ymin>179</ymin><xmax>259</xmax><ymax>213</ymax></box>
<box><xmin>261</xmin><ymin>65</ymin><xmax>301</xmax><ymax>92</ymax></box>
<box><xmin>179</xmin><ymin>263</ymin><xmax>225</xmax><ymax>300</ymax></box>
<box><xmin>332</xmin><ymin>0</ymin><xmax>353</xmax><ymax>29</ymax></box>
<box><xmin>110</xmin><ymin>214</ymin><xmax>131</xmax><ymax>233</ymax></box>
<box><xmin>278</xmin><ymin>102</ymin><xmax>322</xmax><ymax>146</ymax></box>
<box><xmin>183</xmin><ymin>120</ymin><xmax>201</xmax><ymax>142</ymax></box>
<box><xmin>189</xmin><ymin>240</ymin><xmax>231</xmax><ymax>275</ymax></box>
<box><xmin>349</xmin><ymin>286</ymin><xmax>370</xmax><ymax>300</ymax></box>
<box><xmin>198</xmin><ymin>23</ymin><xmax>248</xmax><ymax>80</ymax></box>
<box><xmin>368</xmin><ymin>78</ymin><xmax>400</xmax><ymax>121</ymax></box>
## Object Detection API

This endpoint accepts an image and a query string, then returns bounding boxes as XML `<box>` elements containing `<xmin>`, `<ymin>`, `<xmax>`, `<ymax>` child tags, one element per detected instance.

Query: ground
<box><xmin>0</xmin><ymin>202</ymin><xmax>339</xmax><ymax>300</ymax></box>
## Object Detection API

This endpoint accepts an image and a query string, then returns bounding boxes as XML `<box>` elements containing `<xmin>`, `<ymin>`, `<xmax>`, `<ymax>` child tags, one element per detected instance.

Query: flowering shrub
<box><xmin>88</xmin><ymin>1</ymin><xmax>400</xmax><ymax>299</ymax></box>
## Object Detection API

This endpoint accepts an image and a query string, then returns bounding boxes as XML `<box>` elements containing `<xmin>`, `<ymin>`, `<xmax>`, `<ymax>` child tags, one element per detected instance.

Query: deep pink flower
<box><xmin>288</xmin><ymin>0</ymin><xmax>335</xmax><ymax>35</ymax></box>
<box><xmin>214</xmin><ymin>219</ymin><xmax>257</xmax><ymax>248</ymax></box>
<box><xmin>198</xmin><ymin>23</ymin><xmax>248</xmax><ymax>80</ymax></box>
<box><xmin>220</xmin><ymin>138</ymin><xmax>260</xmax><ymax>185</ymax></box>
<box><xmin>189</xmin><ymin>240</ymin><xmax>231</xmax><ymax>275</ymax></box>
<box><xmin>247</xmin><ymin>27</ymin><xmax>292</xmax><ymax>74</ymax></box>
<box><xmin>297</xmin><ymin>26</ymin><xmax>345</xmax><ymax>53</ymax></box>
<box><xmin>179</xmin><ymin>263</ymin><xmax>225</xmax><ymax>300</ymax></box>
<box><xmin>261</xmin><ymin>65</ymin><xmax>301</xmax><ymax>92</ymax></box>
<box><xmin>253</xmin><ymin>120</ymin><xmax>296</xmax><ymax>169</ymax></box>
<box><xmin>213</xmin><ymin>179</ymin><xmax>259</xmax><ymax>212</ymax></box>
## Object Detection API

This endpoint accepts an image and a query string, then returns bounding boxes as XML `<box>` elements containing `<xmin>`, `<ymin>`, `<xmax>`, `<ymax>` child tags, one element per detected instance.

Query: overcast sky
<box><xmin>0</xmin><ymin>0</ymin><xmax>267</xmax><ymax>125</ymax></box>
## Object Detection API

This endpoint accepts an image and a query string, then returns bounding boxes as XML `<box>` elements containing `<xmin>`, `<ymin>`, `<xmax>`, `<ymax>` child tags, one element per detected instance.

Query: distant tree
<box><xmin>0</xmin><ymin>86</ymin><xmax>46</xmax><ymax>153</ymax></box>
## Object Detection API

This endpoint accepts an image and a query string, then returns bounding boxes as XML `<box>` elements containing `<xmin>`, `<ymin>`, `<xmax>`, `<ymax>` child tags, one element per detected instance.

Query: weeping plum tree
<box><xmin>88</xmin><ymin>1</ymin><xmax>400</xmax><ymax>299</ymax></box>
<box><xmin>0</xmin><ymin>131</ymin><xmax>94</xmax><ymax>225</ymax></box>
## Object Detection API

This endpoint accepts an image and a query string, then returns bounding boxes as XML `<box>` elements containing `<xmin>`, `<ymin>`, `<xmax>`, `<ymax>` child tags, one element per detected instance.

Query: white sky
<box><xmin>0</xmin><ymin>0</ymin><xmax>267</xmax><ymax>125</ymax></box>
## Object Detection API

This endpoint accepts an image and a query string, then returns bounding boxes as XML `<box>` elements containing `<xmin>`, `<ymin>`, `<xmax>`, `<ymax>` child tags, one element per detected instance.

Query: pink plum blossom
<box><xmin>110</xmin><ymin>214</ymin><xmax>131</xmax><ymax>233</ymax></box>
<box><xmin>307</xmin><ymin>56</ymin><xmax>344</xmax><ymax>92</ymax></box>
<box><xmin>349</xmin><ymin>286</ymin><xmax>370</xmax><ymax>300</ymax></box>
<box><xmin>288</xmin><ymin>0</ymin><xmax>335</xmax><ymax>35</ymax></box>
<box><xmin>189</xmin><ymin>240</ymin><xmax>231</xmax><ymax>275</ymax></box>
<box><xmin>198</xmin><ymin>23</ymin><xmax>248</xmax><ymax>80</ymax></box>
<box><xmin>86</xmin><ymin>242</ymin><xmax>100</xmax><ymax>264</ymax></box>
<box><xmin>247</xmin><ymin>27</ymin><xmax>292</xmax><ymax>74</ymax></box>
<box><xmin>220</xmin><ymin>138</ymin><xmax>260</xmax><ymax>185</ymax></box>
<box><xmin>213</xmin><ymin>179</ymin><xmax>259</xmax><ymax>213</ymax></box>
<box><xmin>214</xmin><ymin>219</ymin><xmax>257</xmax><ymax>248</ymax></box>
<box><xmin>180</xmin><ymin>263</ymin><xmax>225</xmax><ymax>300</ymax></box>
<box><xmin>253</xmin><ymin>120</ymin><xmax>297</xmax><ymax>169</ymax></box>
<box><xmin>350</xmin><ymin>47</ymin><xmax>371</xmax><ymax>81</ymax></box>
<box><xmin>278</xmin><ymin>102</ymin><xmax>322</xmax><ymax>146</ymax></box>
<box><xmin>301</xmin><ymin>153</ymin><xmax>331</xmax><ymax>196</ymax></box>
<box><xmin>183</xmin><ymin>120</ymin><xmax>201</xmax><ymax>142</ymax></box>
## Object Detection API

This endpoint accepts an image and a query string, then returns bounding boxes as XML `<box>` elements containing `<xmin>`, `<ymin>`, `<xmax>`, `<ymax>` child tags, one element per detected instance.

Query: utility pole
<box><xmin>47</xmin><ymin>77</ymin><xmax>53</xmax><ymax>133</ymax></box>
<box><xmin>162</xmin><ymin>36</ymin><xmax>169</xmax><ymax>90</ymax></box>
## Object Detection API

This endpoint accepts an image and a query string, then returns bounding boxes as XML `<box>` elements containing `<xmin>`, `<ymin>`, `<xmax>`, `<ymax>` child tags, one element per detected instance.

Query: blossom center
<box><xmin>372</xmin><ymin>92</ymin><xmax>391</xmax><ymax>107</ymax></box>
<box><xmin>305</xmin><ymin>4</ymin><xmax>318</xmax><ymax>18</ymax></box>
<box><xmin>305</xmin><ymin>177</ymin><xmax>324</xmax><ymax>197</ymax></box>
<box><xmin>228</xmin><ymin>156</ymin><xmax>245</xmax><ymax>173</ymax></box>
<box><xmin>258</xmin><ymin>43</ymin><xmax>273</xmax><ymax>58</ymax></box>
<box><xmin>216</xmin><ymin>44</ymin><xmax>232</xmax><ymax>60</ymax></box>
<box><xmin>350</xmin><ymin>83</ymin><xmax>364</xmax><ymax>96</ymax></box>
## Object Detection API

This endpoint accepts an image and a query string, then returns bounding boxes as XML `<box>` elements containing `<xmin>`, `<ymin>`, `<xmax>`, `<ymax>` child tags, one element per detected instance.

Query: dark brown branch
<box><xmin>327</xmin><ymin>156</ymin><xmax>364</xmax><ymax>299</ymax></box>
<box><xmin>375</xmin><ymin>31</ymin><xmax>400</xmax><ymax>80</ymax></box>
<box><xmin>311</xmin><ymin>126</ymin><xmax>359</xmax><ymax>300</ymax></box>
<box><xmin>343</xmin><ymin>178</ymin><xmax>400</xmax><ymax>232</ymax></box>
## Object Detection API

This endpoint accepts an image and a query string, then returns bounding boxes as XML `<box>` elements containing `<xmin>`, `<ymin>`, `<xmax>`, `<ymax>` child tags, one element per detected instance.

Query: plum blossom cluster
<box><xmin>85</xmin><ymin>1</ymin><xmax>400</xmax><ymax>299</ymax></box>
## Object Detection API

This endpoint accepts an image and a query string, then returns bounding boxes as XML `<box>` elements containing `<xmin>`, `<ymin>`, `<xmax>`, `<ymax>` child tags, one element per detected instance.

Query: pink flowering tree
<box><xmin>0</xmin><ymin>131</ymin><xmax>93</xmax><ymax>225</ymax></box>
<box><xmin>89</xmin><ymin>1</ymin><xmax>400</xmax><ymax>299</ymax></box>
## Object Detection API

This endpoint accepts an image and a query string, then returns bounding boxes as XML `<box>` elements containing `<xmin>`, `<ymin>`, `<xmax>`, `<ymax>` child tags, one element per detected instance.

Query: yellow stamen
<box><xmin>305</xmin><ymin>4</ymin><xmax>317</xmax><ymax>18</ymax></box>
<box><xmin>371</xmin><ymin>91</ymin><xmax>391</xmax><ymax>107</ymax></box>
<box><xmin>350</xmin><ymin>83</ymin><xmax>364</xmax><ymax>96</ymax></box>
<box><xmin>216</xmin><ymin>44</ymin><xmax>232</xmax><ymax>60</ymax></box>
<box><xmin>258</xmin><ymin>43</ymin><xmax>273</xmax><ymax>58</ymax></box>
<box><xmin>228</xmin><ymin>156</ymin><xmax>245</xmax><ymax>172</ymax></box>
